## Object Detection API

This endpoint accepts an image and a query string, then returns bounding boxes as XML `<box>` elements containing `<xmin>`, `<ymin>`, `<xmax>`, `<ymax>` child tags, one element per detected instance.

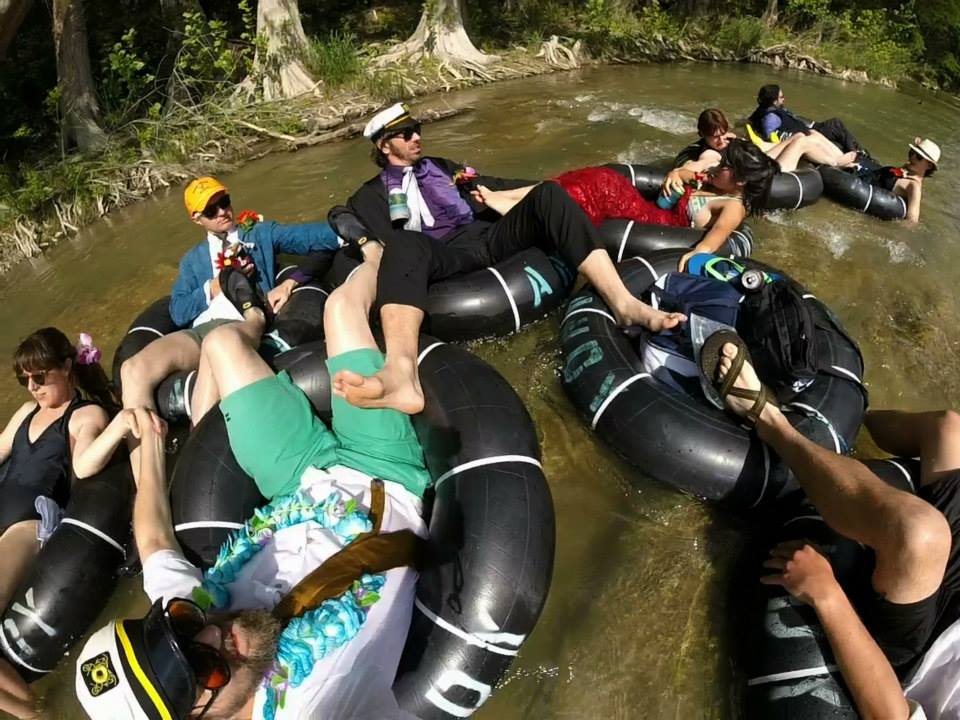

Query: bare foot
<box><xmin>332</xmin><ymin>359</ymin><xmax>425</xmax><ymax>414</ymax></box>
<box><xmin>475</xmin><ymin>185</ymin><xmax>516</xmax><ymax>216</ymax></box>
<box><xmin>715</xmin><ymin>342</ymin><xmax>779</xmax><ymax>424</ymax></box>
<box><xmin>836</xmin><ymin>150</ymin><xmax>859</xmax><ymax>168</ymax></box>
<box><xmin>614</xmin><ymin>297</ymin><xmax>686</xmax><ymax>332</ymax></box>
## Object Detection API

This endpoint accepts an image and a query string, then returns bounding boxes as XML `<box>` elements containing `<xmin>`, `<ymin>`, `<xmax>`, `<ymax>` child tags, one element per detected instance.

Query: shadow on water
<box><xmin>3</xmin><ymin>62</ymin><xmax>960</xmax><ymax>718</ymax></box>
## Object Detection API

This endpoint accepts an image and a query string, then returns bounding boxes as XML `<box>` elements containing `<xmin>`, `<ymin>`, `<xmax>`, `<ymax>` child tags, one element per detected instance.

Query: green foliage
<box><xmin>784</xmin><ymin>0</ymin><xmax>831</xmax><ymax>29</ymax></box>
<box><xmin>714</xmin><ymin>16</ymin><xmax>771</xmax><ymax>54</ymax></box>
<box><xmin>305</xmin><ymin>32</ymin><xmax>364</xmax><ymax>87</ymax></box>
<box><xmin>177</xmin><ymin>5</ymin><xmax>255</xmax><ymax>93</ymax></box>
<box><xmin>100</xmin><ymin>29</ymin><xmax>156</xmax><ymax>128</ymax></box>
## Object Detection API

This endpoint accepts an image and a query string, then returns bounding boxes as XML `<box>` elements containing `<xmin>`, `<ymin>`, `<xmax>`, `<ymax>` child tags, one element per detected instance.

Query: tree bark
<box><xmin>247</xmin><ymin>0</ymin><xmax>318</xmax><ymax>101</ymax></box>
<box><xmin>0</xmin><ymin>0</ymin><xmax>32</xmax><ymax>60</ymax></box>
<box><xmin>52</xmin><ymin>0</ymin><xmax>106</xmax><ymax>152</ymax></box>
<box><xmin>762</xmin><ymin>0</ymin><xmax>778</xmax><ymax>26</ymax></box>
<box><xmin>378</xmin><ymin>0</ymin><xmax>499</xmax><ymax>67</ymax></box>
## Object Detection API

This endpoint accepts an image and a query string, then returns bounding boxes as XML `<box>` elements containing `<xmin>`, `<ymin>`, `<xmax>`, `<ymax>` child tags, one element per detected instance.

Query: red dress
<box><xmin>551</xmin><ymin>166</ymin><xmax>690</xmax><ymax>228</ymax></box>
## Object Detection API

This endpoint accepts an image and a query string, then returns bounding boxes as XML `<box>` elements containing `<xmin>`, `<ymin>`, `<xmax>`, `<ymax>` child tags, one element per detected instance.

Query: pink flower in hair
<box><xmin>76</xmin><ymin>333</ymin><xmax>101</xmax><ymax>366</ymax></box>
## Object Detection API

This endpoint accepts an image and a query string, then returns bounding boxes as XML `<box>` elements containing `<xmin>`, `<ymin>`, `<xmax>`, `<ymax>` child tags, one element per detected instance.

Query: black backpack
<box><xmin>736</xmin><ymin>280</ymin><xmax>818</xmax><ymax>395</ymax></box>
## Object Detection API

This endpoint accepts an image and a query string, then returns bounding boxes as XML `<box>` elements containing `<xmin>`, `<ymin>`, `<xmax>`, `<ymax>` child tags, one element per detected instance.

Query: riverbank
<box><xmin>0</xmin><ymin>31</ymin><xmax>942</xmax><ymax>275</ymax></box>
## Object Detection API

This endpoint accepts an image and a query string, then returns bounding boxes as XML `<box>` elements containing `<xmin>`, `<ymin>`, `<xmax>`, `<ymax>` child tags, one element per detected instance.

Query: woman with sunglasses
<box><xmin>0</xmin><ymin>328</ymin><xmax>143</xmax><ymax>719</ymax></box>
<box><xmin>477</xmin><ymin>140</ymin><xmax>778</xmax><ymax>272</ymax></box>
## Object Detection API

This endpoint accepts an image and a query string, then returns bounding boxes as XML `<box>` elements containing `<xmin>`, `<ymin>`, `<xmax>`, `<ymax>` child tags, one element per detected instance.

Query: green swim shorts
<box><xmin>220</xmin><ymin>348</ymin><xmax>430</xmax><ymax>500</ymax></box>
<box><xmin>181</xmin><ymin>319</ymin><xmax>235</xmax><ymax>346</ymax></box>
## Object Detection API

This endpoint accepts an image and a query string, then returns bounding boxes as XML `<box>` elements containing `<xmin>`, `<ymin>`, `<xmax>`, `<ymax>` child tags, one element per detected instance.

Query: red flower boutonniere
<box><xmin>236</xmin><ymin>210</ymin><xmax>264</xmax><ymax>231</ymax></box>
<box><xmin>891</xmin><ymin>167</ymin><xmax>906</xmax><ymax>178</ymax></box>
<box><xmin>215</xmin><ymin>243</ymin><xmax>254</xmax><ymax>271</ymax></box>
<box><xmin>451</xmin><ymin>166</ymin><xmax>478</xmax><ymax>186</ymax></box>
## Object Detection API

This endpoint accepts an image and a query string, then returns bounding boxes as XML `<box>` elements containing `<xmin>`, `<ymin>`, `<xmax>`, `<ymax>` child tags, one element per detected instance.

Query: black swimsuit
<box><xmin>0</xmin><ymin>396</ymin><xmax>92</xmax><ymax>529</ymax></box>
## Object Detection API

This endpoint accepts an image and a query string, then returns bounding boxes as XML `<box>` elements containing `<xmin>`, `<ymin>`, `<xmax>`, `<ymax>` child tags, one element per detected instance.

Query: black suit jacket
<box><xmin>346</xmin><ymin>156</ymin><xmax>535</xmax><ymax>244</ymax></box>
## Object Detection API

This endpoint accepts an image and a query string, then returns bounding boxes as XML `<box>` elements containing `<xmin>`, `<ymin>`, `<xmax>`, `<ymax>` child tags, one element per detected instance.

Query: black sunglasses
<box><xmin>386</xmin><ymin>123</ymin><xmax>421</xmax><ymax>142</ymax></box>
<box><xmin>164</xmin><ymin>600</ymin><xmax>232</xmax><ymax>717</ymax></box>
<box><xmin>201</xmin><ymin>194</ymin><xmax>232</xmax><ymax>219</ymax></box>
<box><xmin>17</xmin><ymin>370</ymin><xmax>49</xmax><ymax>387</ymax></box>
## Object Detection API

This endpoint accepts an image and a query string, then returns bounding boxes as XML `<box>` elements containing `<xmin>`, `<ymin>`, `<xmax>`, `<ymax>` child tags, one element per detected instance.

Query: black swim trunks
<box><xmin>856</xmin><ymin>470</ymin><xmax>960</xmax><ymax>677</ymax></box>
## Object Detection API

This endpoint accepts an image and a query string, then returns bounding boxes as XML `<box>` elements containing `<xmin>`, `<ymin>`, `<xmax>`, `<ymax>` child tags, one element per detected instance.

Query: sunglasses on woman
<box><xmin>386</xmin><ymin>123</ymin><xmax>421</xmax><ymax>142</ymax></box>
<box><xmin>16</xmin><ymin>370</ymin><xmax>50</xmax><ymax>387</ymax></box>
<box><xmin>164</xmin><ymin>599</ymin><xmax>232</xmax><ymax>717</ymax></box>
<box><xmin>201</xmin><ymin>194</ymin><xmax>232</xmax><ymax>219</ymax></box>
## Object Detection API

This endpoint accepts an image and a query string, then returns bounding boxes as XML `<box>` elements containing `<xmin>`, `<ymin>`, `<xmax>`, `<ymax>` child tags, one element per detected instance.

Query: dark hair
<box><xmin>757</xmin><ymin>84</ymin><xmax>781</xmax><ymax>108</ymax></box>
<box><xmin>13</xmin><ymin>328</ymin><xmax>118</xmax><ymax>412</ymax></box>
<box><xmin>723</xmin><ymin>139</ymin><xmax>779</xmax><ymax>213</ymax></box>
<box><xmin>370</xmin><ymin>140</ymin><xmax>389</xmax><ymax>168</ymax></box>
<box><xmin>908</xmin><ymin>150</ymin><xmax>937</xmax><ymax>177</ymax></box>
<box><xmin>697</xmin><ymin>108</ymin><xmax>729</xmax><ymax>137</ymax></box>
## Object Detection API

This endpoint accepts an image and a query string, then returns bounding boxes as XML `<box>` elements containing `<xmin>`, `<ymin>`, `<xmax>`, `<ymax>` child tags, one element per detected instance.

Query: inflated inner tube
<box><xmin>560</xmin><ymin>248</ymin><xmax>868</xmax><ymax>509</ymax></box>
<box><xmin>112</xmin><ymin>265</ymin><xmax>329</xmax><ymax>423</ymax></box>
<box><xmin>605</xmin><ymin>161</ymin><xmax>823</xmax><ymax>212</ymax></box>
<box><xmin>820</xmin><ymin>166</ymin><xmax>908</xmax><ymax>220</ymax></box>
<box><xmin>744</xmin><ymin>457</ymin><xmax>920</xmax><ymax>718</ymax></box>
<box><xmin>169</xmin><ymin>338</ymin><xmax>555</xmax><ymax>718</ymax></box>
<box><xmin>324</xmin><ymin>246</ymin><xmax>574</xmax><ymax>342</ymax></box>
<box><xmin>598</xmin><ymin>218</ymin><xmax>753</xmax><ymax>262</ymax></box>
<box><xmin>0</xmin><ymin>459</ymin><xmax>133</xmax><ymax>680</ymax></box>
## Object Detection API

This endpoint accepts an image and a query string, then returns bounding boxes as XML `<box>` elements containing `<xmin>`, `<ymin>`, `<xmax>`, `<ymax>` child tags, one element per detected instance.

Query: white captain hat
<box><xmin>363</xmin><ymin>103</ymin><xmax>420</xmax><ymax>143</ymax></box>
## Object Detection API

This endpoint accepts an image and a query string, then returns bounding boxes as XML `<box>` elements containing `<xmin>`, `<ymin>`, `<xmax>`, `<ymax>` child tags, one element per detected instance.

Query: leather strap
<box><xmin>272</xmin><ymin>479</ymin><xmax>425</xmax><ymax>622</ymax></box>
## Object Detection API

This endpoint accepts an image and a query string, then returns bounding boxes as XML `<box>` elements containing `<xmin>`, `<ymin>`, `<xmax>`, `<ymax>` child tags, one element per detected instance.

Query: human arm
<box><xmin>903</xmin><ymin>180</ymin><xmax>922</xmax><ymax>223</ymax></box>
<box><xmin>661</xmin><ymin>167</ymin><xmax>700</xmax><ymax>197</ymax></box>
<box><xmin>0</xmin><ymin>657</ymin><xmax>43</xmax><ymax>719</ymax></box>
<box><xmin>267</xmin><ymin>220</ymin><xmax>340</xmax><ymax>256</ymax></box>
<box><xmin>0</xmin><ymin>402</ymin><xmax>35</xmax><ymax>466</ymax></box>
<box><xmin>130</xmin><ymin>408</ymin><xmax>179</xmax><ymax>562</ymax></box>
<box><xmin>762</xmin><ymin>541</ymin><xmax>912</xmax><ymax>720</ymax></box>
<box><xmin>679</xmin><ymin>200</ymin><xmax>745</xmax><ymax>270</ymax></box>
<box><xmin>169</xmin><ymin>249</ymin><xmax>210</xmax><ymax>327</ymax></box>
<box><xmin>680</xmin><ymin>149</ymin><xmax>723</xmax><ymax>174</ymax></box>
<box><xmin>68</xmin><ymin>404</ymin><xmax>117</xmax><ymax>479</ymax></box>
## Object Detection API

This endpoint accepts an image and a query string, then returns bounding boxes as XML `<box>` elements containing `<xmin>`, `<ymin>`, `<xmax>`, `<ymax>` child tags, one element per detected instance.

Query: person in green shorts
<box><xmin>74</xmin><ymin>240</ymin><xmax>431</xmax><ymax>720</ymax></box>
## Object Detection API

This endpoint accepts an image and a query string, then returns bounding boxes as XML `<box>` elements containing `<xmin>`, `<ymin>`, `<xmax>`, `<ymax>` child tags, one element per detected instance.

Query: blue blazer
<box><xmin>169</xmin><ymin>220</ymin><xmax>338</xmax><ymax>326</ymax></box>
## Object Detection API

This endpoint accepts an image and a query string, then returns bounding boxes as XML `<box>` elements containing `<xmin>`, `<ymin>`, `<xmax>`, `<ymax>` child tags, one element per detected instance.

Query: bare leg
<box><xmin>332</xmin><ymin>243</ymin><xmax>426</xmax><ymax>417</ymax></box>
<box><xmin>0</xmin><ymin>521</ymin><xmax>39</xmax><ymax>612</ymax></box>
<box><xmin>120</xmin><ymin>332</ymin><xmax>201</xmax><ymax>482</ymax></box>
<box><xmin>190</xmin><ymin>310</ymin><xmax>270</xmax><ymax>425</ymax></box>
<box><xmin>771</xmin><ymin>134</ymin><xmax>857</xmax><ymax>171</ymax></box>
<box><xmin>189</xmin><ymin>348</ymin><xmax>219</xmax><ymax>428</ymax></box>
<box><xmin>476</xmin><ymin>184</ymin><xmax>537</xmax><ymax>216</ymax></box>
<box><xmin>866</xmin><ymin>409</ymin><xmax>960</xmax><ymax>486</ymax></box>
<box><xmin>578</xmin><ymin>249</ymin><xmax>686</xmax><ymax>330</ymax></box>
<box><xmin>716</xmin><ymin>343</ymin><xmax>950</xmax><ymax>603</ymax></box>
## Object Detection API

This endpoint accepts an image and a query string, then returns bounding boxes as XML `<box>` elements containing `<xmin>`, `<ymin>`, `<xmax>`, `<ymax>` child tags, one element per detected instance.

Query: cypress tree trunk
<box><xmin>52</xmin><ymin>0</ymin><xmax>106</xmax><ymax>152</ymax></box>
<box><xmin>247</xmin><ymin>0</ymin><xmax>318</xmax><ymax>100</ymax></box>
<box><xmin>0</xmin><ymin>0</ymin><xmax>32</xmax><ymax>60</ymax></box>
<box><xmin>378</xmin><ymin>0</ymin><xmax>499</xmax><ymax>67</ymax></box>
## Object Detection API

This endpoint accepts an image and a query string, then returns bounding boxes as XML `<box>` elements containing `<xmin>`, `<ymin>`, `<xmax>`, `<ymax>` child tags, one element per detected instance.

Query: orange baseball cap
<box><xmin>183</xmin><ymin>176</ymin><xmax>228</xmax><ymax>217</ymax></box>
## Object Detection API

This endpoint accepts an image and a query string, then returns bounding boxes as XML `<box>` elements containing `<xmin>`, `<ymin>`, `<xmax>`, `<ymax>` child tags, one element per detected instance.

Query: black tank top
<box><xmin>866</xmin><ymin>166</ymin><xmax>901</xmax><ymax>192</ymax></box>
<box><xmin>0</xmin><ymin>395</ymin><xmax>93</xmax><ymax>528</ymax></box>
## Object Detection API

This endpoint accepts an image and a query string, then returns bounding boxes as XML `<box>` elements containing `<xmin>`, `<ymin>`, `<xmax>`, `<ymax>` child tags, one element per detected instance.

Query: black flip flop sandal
<box><xmin>698</xmin><ymin>329</ymin><xmax>775</xmax><ymax>427</ymax></box>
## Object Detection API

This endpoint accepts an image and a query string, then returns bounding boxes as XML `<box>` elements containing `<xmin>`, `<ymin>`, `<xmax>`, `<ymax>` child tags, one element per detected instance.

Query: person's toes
<box><xmin>335</xmin><ymin>369</ymin><xmax>366</xmax><ymax>387</ymax></box>
<box><xmin>721</xmin><ymin>342</ymin><xmax>738</xmax><ymax>359</ymax></box>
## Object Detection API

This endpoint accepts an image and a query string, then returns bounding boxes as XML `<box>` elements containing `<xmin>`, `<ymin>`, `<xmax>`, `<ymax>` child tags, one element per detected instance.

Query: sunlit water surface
<box><xmin>2</xmin><ymin>63</ymin><xmax>959</xmax><ymax>719</ymax></box>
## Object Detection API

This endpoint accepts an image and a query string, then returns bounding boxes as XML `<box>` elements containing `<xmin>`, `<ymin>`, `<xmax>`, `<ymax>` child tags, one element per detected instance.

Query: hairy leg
<box><xmin>477</xmin><ymin>184</ymin><xmax>537</xmax><ymax>216</ymax></box>
<box><xmin>325</xmin><ymin>245</ymin><xmax>381</xmax><ymax>357</ymax></box>
<box><xmin>188</xmin><ymin>348</ymin><xmax>219</xmax><ymax>428</ymax></box>
<box><xmin>120</xmin><ymin>332</ymin><xmax>201</xmax><ymax>411</ymax></box>
<box><xmin>191</xmin><ymin>310</ymin><xmax>269</xmax><ymax>425</ymax></box>
<box><xmin>577</xmin><ymin>249</ymin><xmax>685</xmax><ymax>331</ymax></box>
<box><xmin>717</xmin><ymin>343</ymin><xmax>950</xmax><ymax>603</ymax></box>
<box><xmin>866</xmin><ymin>409</ymin><xmax>960</xmax><ymax>486</ymax></box>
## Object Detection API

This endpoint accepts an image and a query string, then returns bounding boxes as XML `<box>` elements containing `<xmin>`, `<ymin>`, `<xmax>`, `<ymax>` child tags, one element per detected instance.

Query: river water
<box><xmin>3</xmin><ymin>62</ymin><xmax>959</xmax><ymax>718</ymax></box>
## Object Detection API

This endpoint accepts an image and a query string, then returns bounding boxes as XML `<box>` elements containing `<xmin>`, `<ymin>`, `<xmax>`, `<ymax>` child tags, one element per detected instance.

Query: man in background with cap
<box><xmin>340</xmin><ymin>103</ymin><xmax>685</xmax><ymax>414</ymax></box>
<box><xmin>76</xmin><ymin>244</ymin><xmax>427</xmax><ymax>720</ymax></box>
<box><xmin>851</xmin><ymin>137</ymin><xmax>940</xmax><ymax>222</ymax></box>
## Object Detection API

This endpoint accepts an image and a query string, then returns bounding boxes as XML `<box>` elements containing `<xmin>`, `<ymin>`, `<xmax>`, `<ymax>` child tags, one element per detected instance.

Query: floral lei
<box><xmin>192</xmin><ymin>487</ymin><xmax>385</xmax><ymax>720</ymax></box>
<box><xmin>451</xmin><ymin>165</ymin><xmax>478</xmax><ymax>186</ymax></box>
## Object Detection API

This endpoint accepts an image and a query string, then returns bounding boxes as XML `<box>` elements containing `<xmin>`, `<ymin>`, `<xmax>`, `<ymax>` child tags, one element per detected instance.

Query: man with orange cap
<box><xmin>118</xmin><ymin>177</ymin><xmax>338</xmax><ymax>477</ymax></box>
